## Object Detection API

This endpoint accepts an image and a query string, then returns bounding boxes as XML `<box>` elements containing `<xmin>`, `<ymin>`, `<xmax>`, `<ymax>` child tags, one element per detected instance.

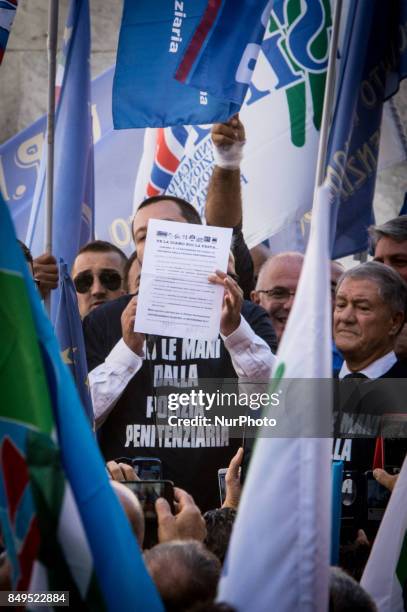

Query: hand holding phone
<box><xmin>155</xmin><ymin>487</ymin><xmax>206</xmax><ymax>544</ymax></box>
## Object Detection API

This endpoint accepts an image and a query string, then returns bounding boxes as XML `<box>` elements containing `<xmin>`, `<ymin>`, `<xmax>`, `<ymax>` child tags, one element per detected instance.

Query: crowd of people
<box><xmin>15</xmin><ymin>116</ymin><xmax>407</xmax><ymax>610</ymax></box>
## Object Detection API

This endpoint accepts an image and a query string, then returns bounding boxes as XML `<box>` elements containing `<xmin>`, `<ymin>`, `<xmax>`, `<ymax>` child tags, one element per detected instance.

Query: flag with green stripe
<box><xmin>0</xmin><ymin>195</ymin><xmax>163</xmax><ymax>610</ymax></box>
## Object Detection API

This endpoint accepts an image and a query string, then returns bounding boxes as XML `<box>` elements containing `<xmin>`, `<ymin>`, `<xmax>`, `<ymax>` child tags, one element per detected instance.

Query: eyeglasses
<box><xmin>256</xmin><ymin>288</ymin><xmax>296</xmax><ymax>301</ymax></box>
<box><xmin>73</xmin><ymin>269</ymin><xmax>122</xmax><ymax>294</ymax></box>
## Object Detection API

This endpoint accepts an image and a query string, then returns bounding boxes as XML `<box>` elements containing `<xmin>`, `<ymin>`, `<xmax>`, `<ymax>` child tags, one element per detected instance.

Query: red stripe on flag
<box><xmin>16</xmin><ymin>516</ymin><xmax>40</xmax><ymax>591</ymax></box>
<box><xmin>156</xmin><ymin>129</ymin><xmax>181</xmax><ymax>173</ymax></box>
<box><xmin>1</xmin><ymin>438</ymin><xmax>29</xmax><ymax>525</ymax></box>
<box><xmin>146</xmin><ymin>183</ymin><xmax>161</xmax><ymax>197</ymax></box>
<box><xmin>175</xmin><ymin>0</ymin><xmax>223</xmax><ymax>83</ymax></box>
<box><xmin>372</xmin><ymin>437</ymin><xmax>384</xmax><ymax>470</ymax></box>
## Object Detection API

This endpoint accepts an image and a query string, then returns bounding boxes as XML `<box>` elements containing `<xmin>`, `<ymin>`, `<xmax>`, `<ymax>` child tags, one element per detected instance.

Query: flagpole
<box><xmin>45</xmin><ymin>0</ymin><xmax>59</xmax><ymax>312</ymax></box>
<box><xmin>314</xmin><ymin>0</ymin><xmax>343</xmax><ymax>189</ymax></box>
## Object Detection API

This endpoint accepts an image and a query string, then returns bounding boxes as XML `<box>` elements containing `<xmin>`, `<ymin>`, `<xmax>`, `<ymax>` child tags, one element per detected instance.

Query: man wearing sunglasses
<box><xmin>72</xmin><ymin>240</ymin><xmax>128</xmax><ymax>318</ymax></box>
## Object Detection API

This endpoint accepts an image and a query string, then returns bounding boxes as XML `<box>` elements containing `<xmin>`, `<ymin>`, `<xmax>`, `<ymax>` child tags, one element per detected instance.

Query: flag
<box><xmin>113</xmin><ymin>0</ymin><xmax>231</xmax><ymax>128</ymax></box>
<box><xmin>327</xmin><ymin>0</ymin><xmax>407</xmax><ymax>258</ymax></box>
<box><xmin>26</xmin><ymin>0</ymin><xmax>94</xmax><ymax>319</ymax></box>
<box><xmin>144</xmin><ymin>126</ymin><xmax>189</xmax><ymax>199</ymax></box>
<box><xmin>361</xmin><ymin>455</ymin><xmax>407</xmax><ymax>611</ymax></box>
<box><xmin>0</xmin><ymin>195</ymin><xmax>163</xmax><ymax>609</ymax></box>
<box><xmin>175</xmin><ymin>0</ymin><xmax>273</xmax><ymax>107</ymax></box>
<box><xmin>0</xmin><ymin>0</ymin><xmax>17</xmax><ymax>65</ymax></box>
<box><xmin>112</xmin><ymin>0</ymin><xmax>271</xmax><ymax>128</ymax></box>
<box><xmin>217</xmin><ymin>184</ymin><xmax>333</xmax><ymax>611</ymax></box>
<box><xmin>164</xmin><ymin>0</ymin><xmax>333</xmax><ymax>244</ymax></box>
<box><xmin>54</xmin><ymin>260</ymin><xmax>93</xmax><ymax>425</ymax></box>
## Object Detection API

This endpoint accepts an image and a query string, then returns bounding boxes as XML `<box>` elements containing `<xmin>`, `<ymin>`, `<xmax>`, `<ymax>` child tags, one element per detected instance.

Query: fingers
<box><xmin>226</xmin><ymin>447</ymin><xmax>243</xmax><ymax>483</ymax></box>
<box><xmin>156</xmin><ymin>497</ymin><xmax>177</xmax><ymax>543</ymax></box>
<box><xmin>373</xmin><ymin>468</ymin><xmax>398</xmax><ymax>492</ymax></box>
<box><xmin>173</xmin><ymin>487</ymin><xmax>196</xmax><ymax>511</ymax></box>
<box><xmin>106</xmin><ymin>460</ymin><xmax>138</xmax><ymax>481</ymax></box>
<box><xmin>211</xmin><ymin>116</ymin><xmax>245</xmax><ymax>147</ymax></box>
<box><xmin>356</xmin><ymin>529</ymin><xmax>370</xmax><ymax>546</ymax></box>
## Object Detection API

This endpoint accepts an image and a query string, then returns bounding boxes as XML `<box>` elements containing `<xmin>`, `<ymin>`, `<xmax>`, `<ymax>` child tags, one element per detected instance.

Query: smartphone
<box><xmin>132</xmin><ymin>457</ymin><xmax>162</xmax><ymax>480</ymax></box>
<box><xmin>122</xmin><ymin>480</ymin><xmax>174</xmax><ymax>519</ymax></box>
<box><xmin>218</xmin><ymin>468</ymin><xmax>227</xmax><ymax>506</ymax></box>
<box><xmin>340</xmin><ymin>470</ymin><xmax>366</xmax><ymax>543</ymax></box>
<box><xmin>114</xmin><ymin>456</ymin><xmax>162</xmax><ymax>480</ymax></box>
<box><xmin>365</xmin><ymin>470</ymin><xmax>391</xmax><ymax>523</ymax></box>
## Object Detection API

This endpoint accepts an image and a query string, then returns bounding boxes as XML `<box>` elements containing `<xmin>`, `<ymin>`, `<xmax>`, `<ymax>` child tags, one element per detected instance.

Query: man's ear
<box><xmin>390</xmin><ymin>311</ymin><xmax>405</xmax><ymax>336</ymax></box>
<box><xmin>250</xmin><ymin>289</ymin><xmax>260</xmax><ymax>304</ymax></box>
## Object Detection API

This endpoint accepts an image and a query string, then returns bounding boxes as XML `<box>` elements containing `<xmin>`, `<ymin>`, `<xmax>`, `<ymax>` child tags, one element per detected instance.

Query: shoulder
<box><xmin>84</xmin><ymin>294</ymin><xmax>132</xmax><ymax>326</ymax></box>
<box><xmin>381</xmin><ymin>359</ymin><xmax>407</xmax><ymax>378</ymax></box>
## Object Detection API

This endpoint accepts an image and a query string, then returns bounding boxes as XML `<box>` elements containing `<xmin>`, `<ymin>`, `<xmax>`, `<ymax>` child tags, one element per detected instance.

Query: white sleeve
<box><xmin>89</xmin><ymin>338</ymin><xmax>144</xmax><ymax>429</ymax></box>
<box><xmin>221</xmin><ymin>315</ymin><xmax>276</xmax><ymax>380</ymax></box>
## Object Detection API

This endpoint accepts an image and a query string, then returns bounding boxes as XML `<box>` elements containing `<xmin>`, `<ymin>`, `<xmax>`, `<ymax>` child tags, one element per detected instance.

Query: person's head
<box><xmin>329</xmin><ymin>567</ymin><xmax>377</xmax><ymax>611</ymax></box>
<box><xmin>71</xmin><ymin>240</ymin><xmax>128</xmax><ymax>318</ymax></box>
<box><xmin>203</xmin><ymin>508</ymin><xmax>236</xmax><ymax>564</ymax></box>
<box><xmin>123</xmin><ymin>251</ymin><xmax>141</xmax><ymax>294</ymax></box>
<box><xmin>249</xmin><ymin>243</ymin><xmax>272</xmax><ymax>283</ymax></box>
<box><xmin>369</xmin><ymin>216</ymin><xmax>407</xmax><ymax>282</ymax></box>
<box><xmin>144</xmin><ymin>540</ymin><xmax>221</xmax><ymax>611</ymax></box>
<box><xmin>132</xmin><ymin>196</ymin><xmax>202</xmax><ymax>263</ymax></box>
<box><xmin>334</xmin><ymin>262</ymin><xmax>407</xmax><ymax>371</ymax></box>
<box><xmin>111</xmin><ymin>480</ymin><xmax>145</xmax><ymax>547</ymax></box>
<box><xmin>251</xmin><ymin>252</ymin><xmax>304</xmax><ymax>343</ymax></box>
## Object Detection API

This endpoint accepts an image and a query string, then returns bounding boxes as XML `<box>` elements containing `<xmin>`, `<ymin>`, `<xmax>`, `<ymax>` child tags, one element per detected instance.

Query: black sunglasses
<box><xmin>73</xmin><ymin>269</ymin><xmax>122</xmax><ymax>294</ymax></box>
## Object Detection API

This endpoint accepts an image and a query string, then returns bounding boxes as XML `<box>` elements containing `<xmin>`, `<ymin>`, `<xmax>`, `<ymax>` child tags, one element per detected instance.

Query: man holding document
<box><xmin>84</xmin><ymin>195</ymin><xmax>276</xmax><ymax>510</ymax></box>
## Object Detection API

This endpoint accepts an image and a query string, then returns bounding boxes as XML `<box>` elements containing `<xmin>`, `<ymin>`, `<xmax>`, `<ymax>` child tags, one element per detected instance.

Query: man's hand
<box><xmin>106</xmin><ymin>460</ymin><xmax>139</xmax><ymax>481</ymax></box>
<box><xmin>373</xmin><ymin>468</ymin><xmax>399</xmax><ymax>492</ymax></box>
<box><xmin>121</xmin><ymin>296</ymin><xmax>145</xmax><ymax>355</ymax></box>
<box><xmin>222</xmin><ymin>447</ymin><xmax>243</xmax><ymax>510</ymax></box>
<box><xmin>155</xmin><ymin>487</ymin><xmax>206</xmax><ymax>543</ymax></box>
<box><xmin>208</xmin><ymin>270</ymin><xmax>243</xmax><ymax>336</ymax></box>
<box><xmin>212</xmin><ymin>115</ymin><xmax>245</xmax><ymax>151</ymax></box>
<box><xmin>33</xmin><ymin>253</ymin><xmax>58</xmax><ymax>299</ymax></box>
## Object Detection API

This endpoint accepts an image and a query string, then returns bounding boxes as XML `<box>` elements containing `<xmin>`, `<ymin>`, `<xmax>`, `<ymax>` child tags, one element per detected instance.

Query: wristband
<box><xmin>212</xmin><ymin>139</ymin><xmax>245</xmax><ymax>170</ymax></box>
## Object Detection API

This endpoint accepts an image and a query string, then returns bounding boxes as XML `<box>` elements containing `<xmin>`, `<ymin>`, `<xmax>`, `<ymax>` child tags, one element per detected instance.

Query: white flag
<box><xmin>217</xmin><ymin>184</ymin><xmax>333</xmax><ymax>611</ymax></box>
<box><xmin>361</xmin><ymin>456</ymin><xmax>407</xmax><ymax>612</ymax></box>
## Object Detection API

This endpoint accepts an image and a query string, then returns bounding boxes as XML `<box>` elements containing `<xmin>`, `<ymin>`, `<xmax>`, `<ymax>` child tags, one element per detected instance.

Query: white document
<box><xmin>134</xmin><ymin>220</ymin><xmax>232</xmax><ymax>340</ymax></box>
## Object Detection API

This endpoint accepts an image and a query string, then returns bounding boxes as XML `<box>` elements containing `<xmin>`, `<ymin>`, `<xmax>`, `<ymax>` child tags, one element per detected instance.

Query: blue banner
<box><xmin>0</xmin><ymin>67</ymin><xmax>145</xmax><ymax>258</ymax></box>
<box><xmin>327</xmin><ymin>0</ymin><xmax>407</xmax><ymax>258</ymax></box>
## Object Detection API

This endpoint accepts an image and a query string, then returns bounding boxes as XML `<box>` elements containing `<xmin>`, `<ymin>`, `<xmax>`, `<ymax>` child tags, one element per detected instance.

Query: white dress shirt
<box><xmin>339</xmin><ymin>351</ymin><xmax>397</xmax><ymax>380</ymax></box>
<box><xmin>90</xmin><ymin>315</ymin><xmax>276</xmax><ymax>427</ymax></box>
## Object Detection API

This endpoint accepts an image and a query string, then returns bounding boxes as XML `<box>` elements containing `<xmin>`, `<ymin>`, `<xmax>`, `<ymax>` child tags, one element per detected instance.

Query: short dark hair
<box><xmin>203</xmin><ymin>508</ymin><xmax>236</xmax><ymax>564</ymax></box>
<box><xmin>368</xmin><ymin>215</ymin><xmax>407</xmax><ymax>250</ymax></box>
<box><xmin>136</xmin><ymin>195</ymin><xmax>202</xmax><ymax>226</ymax></box>
<box><xmin>329</xmin><ymin>567</ymin><xmax>377</xmax><ymax>611</ymax></box>
<box><xmin>75</xmin><ymin>240</ymin><xmax>128</xmax><ymax>267</ymax></box>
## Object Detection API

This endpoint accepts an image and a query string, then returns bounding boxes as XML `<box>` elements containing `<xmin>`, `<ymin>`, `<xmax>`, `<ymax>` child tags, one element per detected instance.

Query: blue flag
<box><xmin>0</xmin><ymin>194</ymin><xmax>163</xmax><ymax>610</ymax></box>
<box><xmin>26</xmin><ymin>0</ymin><xmax>94</xmax><ymax>319</ymax></box>
<box><xmin>54</xmin><ymin>260</ymin><xmax>93</xmax><ymax>425</ymax></box>
<box><xmin>327</xmin><ymin>0</ymin><xmax>407</xmax><ymax>258</ymax></box>
<box><xmin>176</xmin><ymin>0</ymin><xmax>272</xmax><ymax>107</ymax></box>
<box><xmin>113</xmin><ymin>0</ymin><xmax>232</xmax><ymax>128</ymax></box>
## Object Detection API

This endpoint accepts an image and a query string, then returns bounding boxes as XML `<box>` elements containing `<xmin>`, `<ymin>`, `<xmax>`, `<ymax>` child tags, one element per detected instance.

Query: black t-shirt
<box><xmin>84</xmin><ymin>295</ymin><xmax>276</xmax><ymax>511</ymax></box>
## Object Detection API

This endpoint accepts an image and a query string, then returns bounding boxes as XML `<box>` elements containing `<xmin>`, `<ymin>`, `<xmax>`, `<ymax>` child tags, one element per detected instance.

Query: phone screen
<box><xmin>123</xmin><ymin>480</ymin><xmax>174</xmax><ymax>519</ymax></box>
<box><xmin>218</xmin><ymin>469</ymin><xmax>227</xmax><ymax>506</ymax></box>
<box><xmin>133</xmin><ymin>459</ymin><xmax>162</xmax><ymax>481</ymax></box>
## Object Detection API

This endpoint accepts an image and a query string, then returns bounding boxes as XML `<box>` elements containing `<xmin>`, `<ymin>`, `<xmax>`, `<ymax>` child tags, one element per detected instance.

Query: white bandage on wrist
<box><xmin>212</xmin><ymin>139</ymin><xmax>245</xmax><ymax>170</ymax></box>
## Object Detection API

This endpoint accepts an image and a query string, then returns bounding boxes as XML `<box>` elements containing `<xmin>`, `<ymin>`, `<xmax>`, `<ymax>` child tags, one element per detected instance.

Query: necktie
<box><xmin>343</xmin><ymin>372</ymin><xmax>368</xmax><ymax>379</ymax></box>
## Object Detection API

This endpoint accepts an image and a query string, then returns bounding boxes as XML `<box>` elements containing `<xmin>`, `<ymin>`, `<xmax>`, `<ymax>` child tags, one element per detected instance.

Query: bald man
<box><xmin>251</xmin><ymin>252</ymin><xmax>304</xmax><ymax>344</ymax></box>
<box><xmin>111</xmin><ymin>480</ymin><xmax>145</xmax><ymax>547</ymax></box>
